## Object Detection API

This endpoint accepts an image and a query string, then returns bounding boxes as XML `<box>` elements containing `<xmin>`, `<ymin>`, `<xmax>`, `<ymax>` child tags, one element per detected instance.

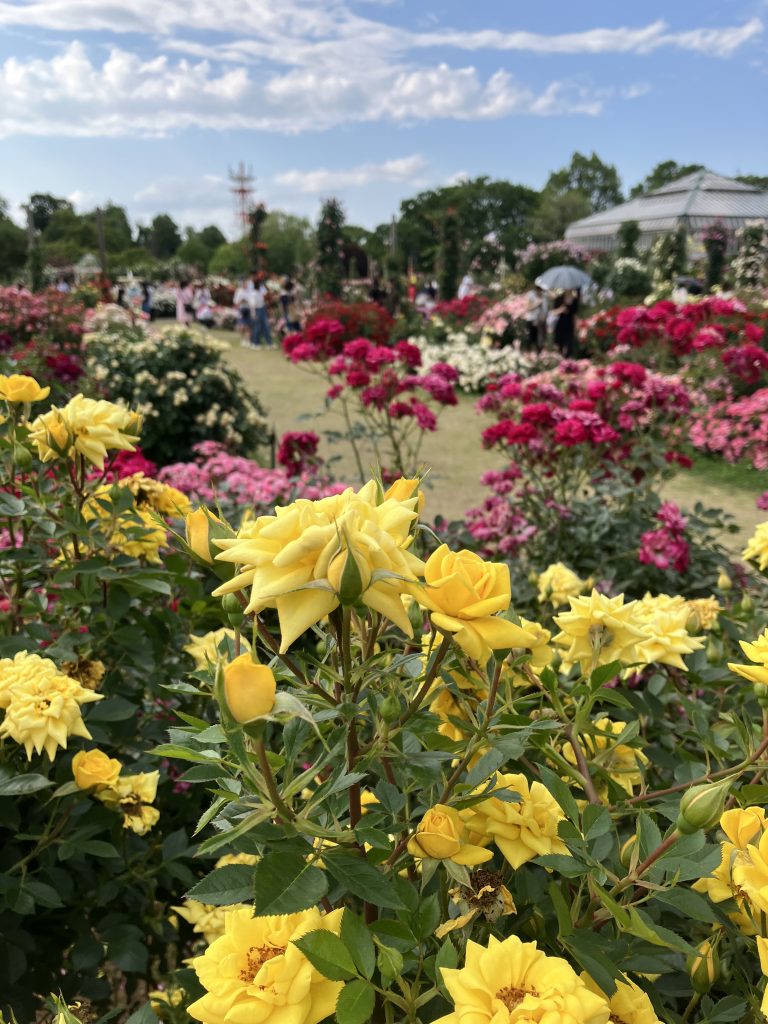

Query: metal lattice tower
<box><xmin>228</xmin><ymin>162</ymin><xmax>255</xmax><ymax>235</ymax></box>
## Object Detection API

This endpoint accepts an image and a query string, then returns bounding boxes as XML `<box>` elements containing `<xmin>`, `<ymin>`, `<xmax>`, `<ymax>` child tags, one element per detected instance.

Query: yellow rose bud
<box><xmin>619</xmin><ymin>834</ymin><xmax>638</xmax><ymax>869</ymax></box>
<box><xmin>705</xmin><ymin>635</ymin><xmax>723</xmax><ymax>664</ymax></box>
<box><xmin>677</xmin><ymin>779</ymin><xmax>730</xmax><ymax>835</ymax></box>
<box><xmin>223</xmin><ymin>654</ymin><xmax>277</xmax><ymax>724</ymax></box>
<box><xmin>327</xmin><ymin>545</ymin><xmax>371</xmax><ymax>606</ymax></box>
<box><xmin>0</xmin><ymin>373</ymin><xmax>50</xmax><ymax>404</ymax></box>
<box><xmin>717</xmin><ymin>571</ymin><xmax>732</xmax><ymax>591</ymax></box>
<box><xmin>384</xmin><ymin>477</ymin><xmax>425</xmax><ymax>516</ymax></box>
<box><xmin>185</xmin><ymin>507</ymin><xmax>230</xmax><ymax>564</ymax></box>
<box><xmin>407</xmin><ymin>804</ymin><xmax>493</xmax><ymax>866</ymax></box>
<box><xmin>72</xmin><ymin>748</ymin><xmax>122</xmax><ymax>790</ymax></box>
<box><xmin>687</xmin><ymin>939</ymin><xmax>719</xmax><ymax>993</ymax></box>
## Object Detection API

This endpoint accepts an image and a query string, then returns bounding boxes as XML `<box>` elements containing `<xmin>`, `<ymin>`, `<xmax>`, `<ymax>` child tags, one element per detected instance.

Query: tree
<box><xmin>89</xmin><ymin>204</ymin><xmax>132</xmax><ymax>253</ymax></box>
<box><xmin>148</xmin><ymin>214</ymin><xmax>181</xmax><ymax>259</ymax></box>
<box><xmin>0</xmin><ymin>215</ymin><xmax>27</xmax><ymax>281</ymax></box>
<box><xmin>630</xmin><ymin>161</ymin><xmax>704</xmax><ymax>198</ymax></box>
<box><xmin>737</xmin><ymin>175</ymin><xmax>768</xmax><ymax>191</ymax></box>
<box><xmin>545</xmin><ymin>152</ymin><xmax>622</xmax><ymax>212</ymax></box>
<box><xmin>198</xmin><ymin>225</ymin><xmax>227</xmax><ymax>253</ymax></box>
<box><xmin>617</xmin><ymin>220</ymin><xmax>641</xmax><ymax>258</ymax></box>
<box><xmin>209</xmin><ymin>241</ymin><xmax>250</xmax><ymax>278</ymax></box>
<box><xmin>440</xmin><ymin>208</ymin><xmax>460</xmax><ymax>299</ymax></box>
<box><xmin>316</xmin><ymin>198</ymin><xmax>345</xmax><ymax>298</ymax></box>
<box><xmin>531</xmin><ymin>189</ymin><xmax>591</xmax><ymax>243</ymax></box>
<box><xmin>43</xmin><ymin>207</ymin><xmax>97</xmax><ymax>253</ymax></box>
<box><xmin>176</xmin><ymin>230</ymin><xmax>212</xmax><ymax>272</ymax></box>
<box><xmin>260</xmin><ymin>211</ymin><xmax>314</xmax><ymax>276</ymax></box>
<box><xmin>28</xmin><ymin>193</ymin><xmax>72</xmax><ymax>233</ymax></box>
<box><xmin>395</xmin><ymin>177</ymin><xmax>539</xmax><ymax>274</ymax></box>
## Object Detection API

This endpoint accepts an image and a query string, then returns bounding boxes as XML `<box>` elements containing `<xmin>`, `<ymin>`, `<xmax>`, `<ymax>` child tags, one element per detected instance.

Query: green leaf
<box><xmin>254</xmin><ymin>852</ymin><xmax>328</xmax><ymax>916</ymax></box>
<box><xmin>335</xmin><ymin>979</ymin><xmax>375</xmax><ymax>1024</ymax></box>
<box><xmin>435</xmin><ymin>938</ymin><xmax>458</xmax><ymax>996</ymax></box>
<box><xmin>124</xmin><ymin>1006</ymin><xmax>160</xmax><ymax>1024</ymax></box>
<box><xmin>637</xmin><ymin>812</ymin><xmax>662</xmax><ymax>862</ymax></box>
<box><xmin>107</xmin><ymin>935</ymin><xmax>148</xmax><ymax>972</ymax></box>
<box><xmin>590</xmin><ymin>661</ymin><xmax>622</xmax><ymax>688</ymax></box>
<box><xmin>537</xmin><ymin>765</ymin><xmax>580</xmax><ymax>825</ymax></box>
<box><xmin>0</xmin><ymin>774</ymin><xmax>53</xmax><ymax>797</ymax></box>
<box><xmin>535</xmin><ymin>855</ymin><xmax>588</xmax><ymax>877</ymax></box>
<box><xmin>548</xmin><ymin>881</ymin><xmax>574</xmax><ymax>938</ymax></box>
<box><xmin>149</xmin><ymin>743</ymin><xmax>220</xmax><ymax>763</ymax></box>
<box><xmin>324</xmin><ymin>851</ymin><xmax>404</xmax><ymax>910</ymax></box>
<box><xmin>186</xmin><ymin>865</ymin><xmax>254</xmax><ymax>907</ymax></box>
<box><xmin>376</xmin><ymin>942</ymin><xmax>404</xmax><ymax>981</ymax></box>
<box><xmin>0</xmin><ymin>492</ymin><xmax>24</xmax><ymax>516</ymax></box>
<box><xmin>292</xmin><ymin>930</ymin><xmax>355</xmax><ymax>981</ymax></box>
<box><xmin>340</xmin><ymin>911</ymin><xmax>375</xmax><ymax>979</ymax></box>
<box><xmin>653</xmin><ymin>888</ymin><xmax>723</xmax><ymax>924</ymax></box>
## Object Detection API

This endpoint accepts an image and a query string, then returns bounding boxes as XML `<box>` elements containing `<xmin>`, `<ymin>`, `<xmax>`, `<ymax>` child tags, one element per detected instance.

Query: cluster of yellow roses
<box><xmin>0</xmin><ymin>651</ymin><xmax>101</xmax><ymax>761</ymax></box>
<box><xmin>186</xmin><ymin>902</ymin><xmax>662</xmax><ymax>1024</ymax></box>
<box><xmin>72</xmin><ymin>747</ymin><xmax>160</xmax><ymax>835</ymax></box>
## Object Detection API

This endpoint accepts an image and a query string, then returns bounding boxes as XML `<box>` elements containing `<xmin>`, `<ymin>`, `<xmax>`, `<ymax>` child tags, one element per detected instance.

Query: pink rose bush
<box><xmin>689</xmin><ymin>389</ymin><xmax>768</xmax><ymax>471</ymax></box>
<box><xmin>158</xmin><ymin>440</ymin><xmax>344</xmax><ymax>518</ymax></box>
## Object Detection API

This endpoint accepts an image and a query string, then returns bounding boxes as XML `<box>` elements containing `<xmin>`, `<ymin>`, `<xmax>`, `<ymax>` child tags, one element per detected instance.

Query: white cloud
<box><xmin>0</xmin><ymin>2</ymin><xmax>760</xmax><ymax>139</ymax></box>
<box><xmin>0</xmin><ymin>41</ymin><xmax>609</xmax><ymax>138</ymax></box>
<box><xmin>275</xmin><ymin>155</ymin><xmax>428</xmax><ymax>193</ymax></box>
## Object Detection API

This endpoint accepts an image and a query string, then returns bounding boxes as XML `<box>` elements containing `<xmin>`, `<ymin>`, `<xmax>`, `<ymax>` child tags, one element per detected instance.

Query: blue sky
<box><xmin>0</xmin><ymin>0</ymin><xmax>766</xmax><ymax>235</ymax></box>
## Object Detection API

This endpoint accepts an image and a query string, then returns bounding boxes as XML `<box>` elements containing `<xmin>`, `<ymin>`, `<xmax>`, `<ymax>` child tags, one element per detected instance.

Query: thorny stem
<box><xmin>255</xmin><ymin>617</ymin><xmax>339</xmax><ymax>707</ymax></box>
<box><xmin>255</xmin><ymin>737</ymin><xmax>295</xmax><ymax>822</ymax></box>
<box><xmin>438</xmin><ymin>659</ymin><xmax>504</xmax><ymax>805</ymax></box>
<box><xmin>391</xmin><ymin>632</ymin><xmax>452</xmax><ymax>733</ymax></box>
<box><xmin>562</xmin><ymin>723</ymin><xmax>601</xmax><ymax>805</ymax></box>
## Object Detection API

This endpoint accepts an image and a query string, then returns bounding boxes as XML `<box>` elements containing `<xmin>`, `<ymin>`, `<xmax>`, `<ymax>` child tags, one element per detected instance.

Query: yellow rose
<box><xmin>0</xmin><ymin>373</ymin><xmax>50</xmax><ymax>403</ymax></box>
<box><xmin>188</xmin><ymin>906</ymin><xmax>344</xmax><ymax>1024</ymax></box>
<box><xmin>407</xmin><ymin>804</ymin><xmax>493</xmax><ymax>866</ymax></box>
<box><xmin>464</xmin><ymin>772</ymin><xmax>568</xmax><ymax>869</ymax></box>
<box><xmin>720</xmin><ymin>807</ymin><xmax>768</xmax><ymax>851</ymax></box>
<box><xmin>413</xmin><ymin>544</ymin><xmax>534</xmax><ymax>663</ymax></box>
<box><xmin>186</xmin><ymin>507</ymin><xmax>223</xmax><ymax>564</ymax></box>
<box><xmin>214</xmin><ymin>481</ymin><xmax>424</xmax><ymax>652</ymax></box>
<box><xmin>72</xmin><ymin>748</ymin><xmax>122</xmax><ymax>790</ymax></box>
<box><xmin>729</xmin><ymin>629</ymin><xmax>768</xmax><ymax>687</ymax></box>
<box><xmin>98</xmin><ymin>771</ymin><xmax>160</xmax><ymax>835</ymax></box>
<box><xmin>28</xmin><ymin>393</ymin><xmax>142</xmax><ymax>469</ymax></box>
<box><xmin>223</xmin><ymin>654</ymin><xmax>277</xmax><ymax>723</ymax></box>
<box><xmin>743</xmin><ymin>522</ymin><xmax>768</xmax><ymax>572</ymax></box>
<box><xmin>536</xmin><ymin>562</ymin><xmax>585</xmax><ymax>607</ymax></box>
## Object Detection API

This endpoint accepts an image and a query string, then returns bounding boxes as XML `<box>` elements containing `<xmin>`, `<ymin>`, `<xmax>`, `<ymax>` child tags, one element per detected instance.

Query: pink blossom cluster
<box><xmin>515</xmin><ymin>239</ymin><xmax>591</xmax><ymax>270</ymax></box>
<box><xmin>639</xmin><ymin>502</ymin><xmax>690</xmax><ymax>573</ymax></box>
<box><xmin>283</xmin><ymin>318</ymin><xmax>345</xmax><ymax>363</ymax></box>
<box><xmin>478</xmin><ymin>359</ymin><xmax>691</xmax><ymax>467</ymax></box>
<box><xmin>689</xmin><ymin>388</ymin><xmax>768</xmax><ymax>470</ymax></box>
<box><xmin>721</xmin><ymin>344</ymin><xmax>768</xmax><ymax>387</ymax></box>
<box><xmin>157</xmin><ymin>441</ymin><xmax>345</xmax><ymax>511</ymax></box>
<box><xmin>473</xmin><ymin>294</ymin><xmax>530</xmax><ymax>338</ymax></box>
<box><xmin>0</xmin><ymin>286</ymin><xmax>85</xmax><ymax>385</ymax></box>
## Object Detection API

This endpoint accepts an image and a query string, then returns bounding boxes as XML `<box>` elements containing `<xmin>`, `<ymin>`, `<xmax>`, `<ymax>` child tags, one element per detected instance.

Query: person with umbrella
<box><xmin>534</xmin><ymin>266</ymin><xmax>593</xmax><ymax>359</ymax></box>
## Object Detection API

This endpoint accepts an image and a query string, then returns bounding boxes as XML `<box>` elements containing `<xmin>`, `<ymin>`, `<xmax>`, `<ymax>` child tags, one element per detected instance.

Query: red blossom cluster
<box><xmin>431</xmin><ymin>294</ymin><xmax>489</xmax><ymax>326</ymax></box>
<box><xmin>0</xmin><ymin>286</ymin><xmax>86</xmax><ymax>388</ymax></box>
<box><xmin>639</xmin><ymin>501</ymin><xmax>690</xmax><ymax>573</ymax></box>
<box><xmin>478</xmin><ymin>359</ymin><xmax>691</xmax><ymax>467</ymax></box>
<box><xmin>306</xmin><ymin>299</ymin><xmax>394</xmax><ymax>345</ymax></box>
<box><xmin>276</xmin><ymin>431</ymin><xmax>321</xmax><ymax>477</ymax></box>
<box><xmin>583</xmin><ymin>297</ymin><xmax>764</xmax><ymax>355</ymax></box>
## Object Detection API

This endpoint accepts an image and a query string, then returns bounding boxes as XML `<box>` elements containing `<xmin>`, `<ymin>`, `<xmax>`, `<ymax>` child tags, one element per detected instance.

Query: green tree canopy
<box><xmin>316</xmin><ymin>198</ymin><xmax>345</xmax><ymax>297</ymax></box>
<box><xmin>198</xmin><ymin>225</ymin><xmax>227</xmax><ymax>252</ymax></box>
<box><xmin>0</xmin><ymin>209</ymin><xmax>27</xmax><ymax>281</ymax></box>
<box><xmin>531</xmin><ymin>189</ymin><xmax>591</xmax><ymax>243</ymax></box>
<box><xmin>176</xmin><ymin>229</ymin><xmax>212</xmax><ymax>272</ymax></box>
<box><xmin>737</xmin><ymin>174</ymin><xmax>768</xmax><ymax>191</ymax></box>
<box><xmin>28</xmin><ymin>193</ymin><xmax>72</xmax><ymax>233</ymax></box>
<box><xmin>544</xmin><ymin>151</ymin><xmax>623</xmax><ymax>212</ymax></box>
<box><xmin>209</xmin><ymin>241</ymin><xmax>250</xmax><ymax>278</ymax></box>
<box><xmin>395</xmin><ymin>176</ymin><xmax>538</xmax><ymax>274</ymax></box>
<box><xmin>148</xmin><ymin>214</ymin><xmax>182</xmax><ymax>259</ymax></box>
<box><xmin>84</xmin><ymin>204</ymin><xmax>133</xmax><ymax>253</ymax></box>
<box><xmin>261</xmin><ymin>211</ymin><xmax>314</xmax><ymax>276</ymax></box>
<box><xmin>629</xmin><ymin>161</ymin><xmax>705</xmax><ymax>198</ymax></box>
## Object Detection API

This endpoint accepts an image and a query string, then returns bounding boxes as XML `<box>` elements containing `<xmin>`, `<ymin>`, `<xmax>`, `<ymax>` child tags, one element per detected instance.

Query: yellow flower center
<box><xmin>496</xmin><ymin>986</ymin><xmax>528</xmax><ymax>1010</ymax></box>
<box><xmin>240</xmin><ymin>944</ymin><xmax>283</xmax><ymax>983</ymax></box>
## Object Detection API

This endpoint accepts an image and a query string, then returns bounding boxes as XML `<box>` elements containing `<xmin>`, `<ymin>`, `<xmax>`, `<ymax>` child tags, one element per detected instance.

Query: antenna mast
<box><xmin>228</xmin><ymin>162</ymin><xmax>255</xmax><ymax>235</ymax></box>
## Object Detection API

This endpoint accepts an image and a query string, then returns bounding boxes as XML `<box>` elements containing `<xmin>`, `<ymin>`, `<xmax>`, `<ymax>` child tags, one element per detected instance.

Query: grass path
<box><xmin>221</xmin><ymin>335</ymin><xmax>766</xmax><ymax>547</ymax></box>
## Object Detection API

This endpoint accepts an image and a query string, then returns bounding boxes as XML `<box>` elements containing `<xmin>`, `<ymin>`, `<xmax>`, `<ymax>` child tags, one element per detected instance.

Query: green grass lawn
<box><xmin>216</xmin><ymin>330</ymin><xmax>767</xmax><ymax>546</ymax></box>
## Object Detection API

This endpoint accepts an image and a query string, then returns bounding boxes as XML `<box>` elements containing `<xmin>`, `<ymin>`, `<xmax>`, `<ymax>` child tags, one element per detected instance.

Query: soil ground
<box><xmin>219</xmin><ymin>335</ymin><xmax>767</xmax><ymax>550</ymax></box>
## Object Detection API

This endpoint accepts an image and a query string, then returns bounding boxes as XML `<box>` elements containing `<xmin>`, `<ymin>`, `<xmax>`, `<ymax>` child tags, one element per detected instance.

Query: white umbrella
<box><xmin>535</xmin><ymin>265</ymin><xmax>594</xmax><ymax>291</ymax></box>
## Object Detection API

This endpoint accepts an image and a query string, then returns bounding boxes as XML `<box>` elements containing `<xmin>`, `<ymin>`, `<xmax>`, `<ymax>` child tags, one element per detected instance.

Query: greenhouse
<box><xmin>565</xmin><ymin>169</ymin><xmax>768</xmax><ymax>251</ymax></box>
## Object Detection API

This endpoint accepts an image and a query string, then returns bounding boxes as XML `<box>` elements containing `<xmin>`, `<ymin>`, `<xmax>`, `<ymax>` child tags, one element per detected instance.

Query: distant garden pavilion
<box><xmin>565</xmin><ymin>170</ymin><xmax>768</xmax><ymax>253</ymax></box>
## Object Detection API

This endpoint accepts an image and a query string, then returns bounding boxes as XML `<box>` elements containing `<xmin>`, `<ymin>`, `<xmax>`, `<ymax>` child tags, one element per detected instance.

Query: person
<box><xmin>141</xmin><ymin>282</ymin><xmax>154</xmax><ymax>321</ymax></box>
<box><xmin>280</xmin><ymin>276</ymin><xmax>301</xmax><ymax>332</ymax></box>
<box><xmin>407</xmin><ymin>272</ymin><xmax>418</xmax><ymax>303</ymax></box>
<box><xmin>369</xmin><ymin>276</ymin><xmax>386</xmax><ymax>305</ymax></box>
<box><xmin>234</xmin><ymin>278</ymin><xmax>254</xmax><ymax>344</ymax></box>
<box><xmin>250</xmin><ymin>274</ymin><xmax>273</xmax><ymax>348</ymax></box>
<box><xmin>457</xmin><ymin>271</ymin><xmax>474</xmax><ymax>300</ymax></box>
<box><xmin>176</xmin><ymin>280</ymin><xmax>194</xmax><ymax>323</ymax></box>
<box><xmin>552</xmin><ymin>289</ymin><xmax>579</xmax><ymax>358</ymax></box>
<box><xmin>56</xmin><ymin>277</ymin><xmax>70</xmax><ymax>293</ymax></box>
<box><xmin>524</xmin><ymin>284</ymin><xmax>548</xmax><ymax>352</ymax></box>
